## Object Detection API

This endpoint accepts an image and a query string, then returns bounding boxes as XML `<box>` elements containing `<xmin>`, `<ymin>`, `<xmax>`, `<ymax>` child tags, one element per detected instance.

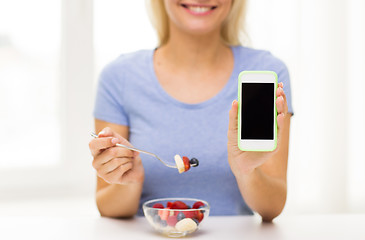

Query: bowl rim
<box><xmin>143</xmin><ymin>197</ymin><xmax>210</xmax><ymax>211</ymax></box>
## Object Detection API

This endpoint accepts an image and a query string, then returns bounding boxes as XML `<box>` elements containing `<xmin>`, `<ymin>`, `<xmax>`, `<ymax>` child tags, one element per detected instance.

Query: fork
<box><xmin>90</xmin><ymin>132</ymin><xmax>177</xmax><ymax>169</ymax></box>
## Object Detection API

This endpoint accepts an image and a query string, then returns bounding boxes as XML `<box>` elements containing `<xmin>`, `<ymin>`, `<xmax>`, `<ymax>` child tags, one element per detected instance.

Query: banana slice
<box><xmin>175</xmin><ymin>218</ymin><xmax>198</xmax><ymax>232</ymax></box>
<box><xmin>174</xmin><ymin>154</ymin><xmax>185</xmax><ymax>173</ymax></box>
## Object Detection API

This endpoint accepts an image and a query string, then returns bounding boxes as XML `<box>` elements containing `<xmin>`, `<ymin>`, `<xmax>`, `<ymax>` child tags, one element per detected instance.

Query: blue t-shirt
<box><xmin>93</xmin><ymin>45</ymin><xmax>293</xmax><ymax>216</ymax></box>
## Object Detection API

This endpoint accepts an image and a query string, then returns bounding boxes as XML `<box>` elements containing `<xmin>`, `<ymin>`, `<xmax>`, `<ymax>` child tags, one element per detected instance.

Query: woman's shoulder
<box><xmin>233</xmin><ymin>45</ymin><xmax>288</xmax><ymax>71</ymax></box>
<box><xmin>101</xmin><ymin>49</ymin><xmax>153</xmax><ymax>75</ymax></box>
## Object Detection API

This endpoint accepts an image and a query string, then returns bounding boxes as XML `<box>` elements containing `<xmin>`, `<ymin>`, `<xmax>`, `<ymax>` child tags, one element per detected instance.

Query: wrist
<box><xmin>119</xmin><ymin>176</ymin><xmax>145</xmax><ymax>186</ymax></box>
<box><xmin>228</xmin><ymin>155</ymin><xmax>257</xmax><ymax>179</ymax></box>
<box><xmin>234</xmin><ymin>167</ymin><xmax>259</xmax><ymax>183</ymax></box>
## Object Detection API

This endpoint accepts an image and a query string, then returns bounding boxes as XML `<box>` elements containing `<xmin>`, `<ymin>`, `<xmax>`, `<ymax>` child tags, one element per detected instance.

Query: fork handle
<box><xmin>116</xmin><ymin>143</ymin><xmax>154</xmax><ymax>156</ymax></box>
<box><xmin>90</xmin><ymin>132</ymin><xmax>177</xmax><ymax>168</ymax></box>
<box><xmin>115</xmin><ymin>143</ymin><xmax>176</xmax><ymax>168</ymax></box>
<box><xmin>91</xmin><ymin>132</ymin><xmax>154</xmax><ymax>155</ymax></box>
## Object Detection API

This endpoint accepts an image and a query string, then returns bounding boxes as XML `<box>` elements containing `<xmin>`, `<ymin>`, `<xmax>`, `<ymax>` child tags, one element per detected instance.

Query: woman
<box><xmin>89</xmin><ymin>0</ymin><xmax>293</xmax><ymax>222</ymax></box>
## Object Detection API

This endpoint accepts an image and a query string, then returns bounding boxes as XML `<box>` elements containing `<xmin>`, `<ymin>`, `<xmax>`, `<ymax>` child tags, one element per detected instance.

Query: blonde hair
<box><xmin>145</xmin><ymin>0</ymin><xmax>248</xmax><ymax>46</ymax></box>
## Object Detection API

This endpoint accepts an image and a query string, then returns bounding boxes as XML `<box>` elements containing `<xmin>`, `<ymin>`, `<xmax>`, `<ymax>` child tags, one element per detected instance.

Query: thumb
<box><xmin>228</xmin><ymin>100</ymin><xmax>238</xmax><ymax>141</ymax></box>
<box><xmin>98</xmin><ymin>127</ymin><xmax>115</xmax><ymax>137</ymax></box>
<box><xmin>97</xmin><ymin>127</ymin><xmax>123</xmax><ymax>145</ymax></box>
<box><xmin>98</xmin><ymin>127</ymin><xmax>139</xmax><ymax>157</ymax></box>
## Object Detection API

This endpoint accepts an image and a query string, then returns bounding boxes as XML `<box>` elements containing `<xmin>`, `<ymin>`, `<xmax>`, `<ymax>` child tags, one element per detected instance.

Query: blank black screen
<box><xmin>241</xmin><ymin>83</ymin><xmax>274</xmax><ymax>140</ymax></box>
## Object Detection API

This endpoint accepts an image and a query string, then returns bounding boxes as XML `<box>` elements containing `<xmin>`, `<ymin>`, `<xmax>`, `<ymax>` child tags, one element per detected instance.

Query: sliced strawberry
<box><xmin>171</xmin><ymin>201</ymin><xmax>189</xmax><ymax>209</ymax></box>
<box><xmin>167</xmin><ymin>201</ymin><xmax>173</xmax><ymax>208</ymax></box>
<box><xmin>195</xmin><ymin>210</ymin><xmax>204</xmax><ymax>222</ymax></box>
<box><xmin>182</xmin><ymin>156</ymin><xmax>191</xmax><ymax>171</ymax></box>
<box><xmin>153</xmin><ymin>203</ymin><xmax>164</xmax><ymax>209</ymax></box>
<box><xmin>183</xmin><ymin>211</ymin><xmax>196</xmax><ymax>219</ymax></box>
<box><xmin>192</xmin><ymin>201</ymin><xmax>205</xmax><ymax>209</ymax></box>
<box><xmin>158</xmin><ymin>208</ymin><xmax>170</xmax><ymax>221</ymax></box>
<box><xmin>166</xmin><ymin>215</ymin><xmax>178</xmax><ymax>226</ymax></box>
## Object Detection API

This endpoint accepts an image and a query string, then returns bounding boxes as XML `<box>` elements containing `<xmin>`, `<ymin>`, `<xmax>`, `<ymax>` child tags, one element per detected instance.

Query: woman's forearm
<box><xmin>96</xmin><ymin>183</ymin><xmax>143</xmax><ymax>218</ymax></box>
<box><xmin>236</xmin><ymin>167</ymin><xmax>287</xmax><ymax>222</ymax></box>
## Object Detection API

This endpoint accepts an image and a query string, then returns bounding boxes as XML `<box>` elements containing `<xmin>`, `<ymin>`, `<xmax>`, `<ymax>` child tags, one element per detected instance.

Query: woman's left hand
<box><xmin>227</xmin><ymin>82</ymin><xmax>288</xmax><ymax>178</ymax></box>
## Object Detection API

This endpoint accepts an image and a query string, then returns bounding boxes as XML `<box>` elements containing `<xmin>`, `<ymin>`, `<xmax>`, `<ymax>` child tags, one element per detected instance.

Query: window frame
<box><xmin>0</xmin><ymin>0</ymin><xmax>95</xmax><ymax>198</ymax></box>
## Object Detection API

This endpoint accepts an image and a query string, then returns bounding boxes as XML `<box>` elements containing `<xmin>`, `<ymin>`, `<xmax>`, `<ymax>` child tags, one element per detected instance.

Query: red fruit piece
<box><xmin>166</xmin><ymin>215</ymin><xmax>178</xmax><ymax>226</ymax></box>
<box><xmin>192</xmin><ymin>201</ymin><xmax>205</xmax><ymax>209</ymax></box>
<box><xmin>195</xmin><ymin>210</ymin><xmax>204</xmax><ymax>222</ymax></box>
<box><xmin>153</xmin><ymin>203</ymin><xmax>164</xmax><ymax>209</ymax></box>
<box><xmin>182</xmin><ymin>156</ymin><xmax>191</xmax><ymax>171</ymax></box>
<box><xmin>158</xmin><ymin>208</ymin><xmax>170</xmax><ymax>221</ymax></box>
<box><xmin>171</xmin><ymin>201</ymin><xmax>189</xmax><ymax>209</ymax></box>
<box><xmin>167</xmin><ymin>201</ymin><xmax>173</xmax><ymax>208</ymax></box>
<box><xmin>184</xmin><ymin>211</ymin><xmax>196</xmax><ymax>219</ymax></box>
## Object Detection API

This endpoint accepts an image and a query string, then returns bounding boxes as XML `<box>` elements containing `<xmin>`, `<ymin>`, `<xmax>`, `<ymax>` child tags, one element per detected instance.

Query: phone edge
<box><xmin>237</xmin><ymin>70</ymin><xmax>278</xmax><ymax>152</ymax></box>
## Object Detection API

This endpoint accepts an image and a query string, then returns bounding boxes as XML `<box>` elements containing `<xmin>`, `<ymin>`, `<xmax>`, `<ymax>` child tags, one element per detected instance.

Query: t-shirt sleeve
<box><xmin>93</xmin><ymin>63</ymin><xmax>129</xmax><ymax>126</ymax></box>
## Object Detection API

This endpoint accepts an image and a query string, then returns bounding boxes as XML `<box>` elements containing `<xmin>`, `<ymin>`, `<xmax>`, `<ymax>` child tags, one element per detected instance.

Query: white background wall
<box><xmin>247</xmin><ymin>0</ymin><xmax>365</xmax><ymax>214</ymax></box>
<box><xmin>0</xmin><ymin>0</ymin><xmax>364</xmax><ymax>215</ymax></box>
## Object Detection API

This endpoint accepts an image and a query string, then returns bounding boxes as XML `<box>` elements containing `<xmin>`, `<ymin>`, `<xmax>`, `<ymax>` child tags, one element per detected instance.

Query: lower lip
<box><xmin>182</xmin><ymin>6</ymin><xmax>215</xmax><ymax>16</ymax></box>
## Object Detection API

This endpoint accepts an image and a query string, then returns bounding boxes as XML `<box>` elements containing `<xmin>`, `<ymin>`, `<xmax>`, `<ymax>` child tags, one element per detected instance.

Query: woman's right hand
<box><xmin>89</xmin><ymin>127</ymin><xmax>145</xmax><ymax>185</ymax></box>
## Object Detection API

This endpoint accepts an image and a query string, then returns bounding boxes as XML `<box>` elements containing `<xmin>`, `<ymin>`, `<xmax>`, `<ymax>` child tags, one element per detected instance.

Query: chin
<box><xmin>165</xmin><ymin>0</ymin><xmax>231</xmax><ymax>38</ymax></box>
<box><xmin>184</xmin><ymin>27</ymin><xmax>217</xmax><ymax>36</ymax></box>
<box><xmin>179</xmin><ymin>20</ymin><xmax>220</xmax><ymax>36</ymax></box>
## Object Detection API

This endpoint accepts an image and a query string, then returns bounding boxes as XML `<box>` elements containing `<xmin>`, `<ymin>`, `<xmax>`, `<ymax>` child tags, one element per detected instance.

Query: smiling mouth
<box><xmin>181</xmin><ymin>3</ymin><xmax>217</xmax><ymax>14</ymax></box>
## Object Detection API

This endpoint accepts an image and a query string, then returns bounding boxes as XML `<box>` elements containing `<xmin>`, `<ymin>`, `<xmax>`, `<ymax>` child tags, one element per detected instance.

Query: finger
<box><xmin>115</xmin><ymin>135</ymin><xmax>135</xmax><ymax>148</ymax></box>
<box><xmin>116</xmin><ymin>162</ymin><xmax>133</xmax><ymax>177</ymax></box>
<box><xmin>99</xmin><ymin>127</ymin><xmax>135</xmax><ymax>149</ymax></box>
<box><xmin>275</xmin><ymin>112</ymin><xmax>285</xmax><ymax>152</ymax></box>
<box><xmin>105</xmin><ymin>162</ymin><xmax>133</xmax><ymax>183</ymax></box>
<box><xmin>277</xmin><ymin>112</ymin><xmax>285</xmax><ymax>129</ymax></box>
<box><xmin>228</xmin><ymin>100</ymin><xmax>238</xmax><ymax>133</ymax></box>
<box><xmin>276</xmin><ymin>87</ymin><xmax>288</xmax><ymax>112</ymax></box>
<box><xmin>98</xmin><ymin>157</ymin><xmax>132</xmax><ymax>175</ymax></box>
<box><xmin>132</xmin><ymin>151</ymin><xmax>140</xmax><ymax>158</ymax></box>
<box><xmin>277</xmin><ymin>84</ymin><xmax>287</xmax><ymax>105</ymax></box>
<box><xmin>276</xmin><ymin>86</ymin><xmax>283</xmax><ymax>97</ymax></box>
<box><xmin>276</xmin><ymin>96</ymin><xmax>285</xmax><ymax>114</ymax></box>
<box><xmin>89</xmin><ymin>137</ymin><xmax>120</xmax><ymax>156</ymax></box>
<box><xmin>98</xmin><ymin>127</ymin><xmax>116</xmax><ymax>138</ymax></box>
<box><xmin>93</xmin><ymin>146</ymin><xmax>134</xmax><ymax>168</ymax></box>
<box><xmin>280</xmin><ymin>88</ymin><xmax>288</xmax><ymax>113</ymax></box>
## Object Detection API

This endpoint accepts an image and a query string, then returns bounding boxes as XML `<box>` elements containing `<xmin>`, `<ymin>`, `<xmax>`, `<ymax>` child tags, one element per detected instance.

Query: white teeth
<box><xmin>188</xmin><ymin>6</ymin><xmax>211</xmax><ymax>13</ymax></box>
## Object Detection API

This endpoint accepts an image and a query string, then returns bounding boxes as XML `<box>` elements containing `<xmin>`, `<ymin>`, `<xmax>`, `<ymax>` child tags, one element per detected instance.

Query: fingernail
<box><xmin>98</xmin><ymin>131</ymin><xmax>105</xmax><ymax>136</ymax></box>
<box><xmin>111</xmin><ymin>138</ymin><xmax>119</xmax><ymax>144</ymax></box>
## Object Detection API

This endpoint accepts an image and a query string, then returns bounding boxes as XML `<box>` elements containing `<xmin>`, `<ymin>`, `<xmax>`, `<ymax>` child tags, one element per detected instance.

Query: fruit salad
<box><xmin>143</xmin><ymin>199</ymin><xmax>209</xmax><ymax>237</ymax></box>
<box><xmin>174</xmin><ymin>155</ymin><xmax>199</xmax><ymax>173</ymax></box>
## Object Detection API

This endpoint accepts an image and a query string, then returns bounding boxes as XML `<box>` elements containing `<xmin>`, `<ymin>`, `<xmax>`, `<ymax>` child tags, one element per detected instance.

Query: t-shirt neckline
<box><xmin>148</xmin><ymin>45</ymin><xmax>239</xmax><ymax>109</ymax></box>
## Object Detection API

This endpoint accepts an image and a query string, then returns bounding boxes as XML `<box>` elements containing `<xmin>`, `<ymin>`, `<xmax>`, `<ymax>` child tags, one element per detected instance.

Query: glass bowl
<box><xmin>143</xmin><ymin>197</ymin><xmax>210</xmax><ymax>238</ymax></box>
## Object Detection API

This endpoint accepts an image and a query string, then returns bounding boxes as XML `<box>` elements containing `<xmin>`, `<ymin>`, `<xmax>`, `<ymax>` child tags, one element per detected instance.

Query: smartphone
<box><xmin>237</xmin><ymin>71</ymin><xmax>278</xmax><ymax>151</ymax></box>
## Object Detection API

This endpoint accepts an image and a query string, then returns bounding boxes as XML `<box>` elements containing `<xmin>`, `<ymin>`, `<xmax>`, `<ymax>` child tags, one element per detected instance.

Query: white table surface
<box><xmin>1</xmin><ymin>214</ymin><xmax>364</xmax><ymax>240</ymax></box>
